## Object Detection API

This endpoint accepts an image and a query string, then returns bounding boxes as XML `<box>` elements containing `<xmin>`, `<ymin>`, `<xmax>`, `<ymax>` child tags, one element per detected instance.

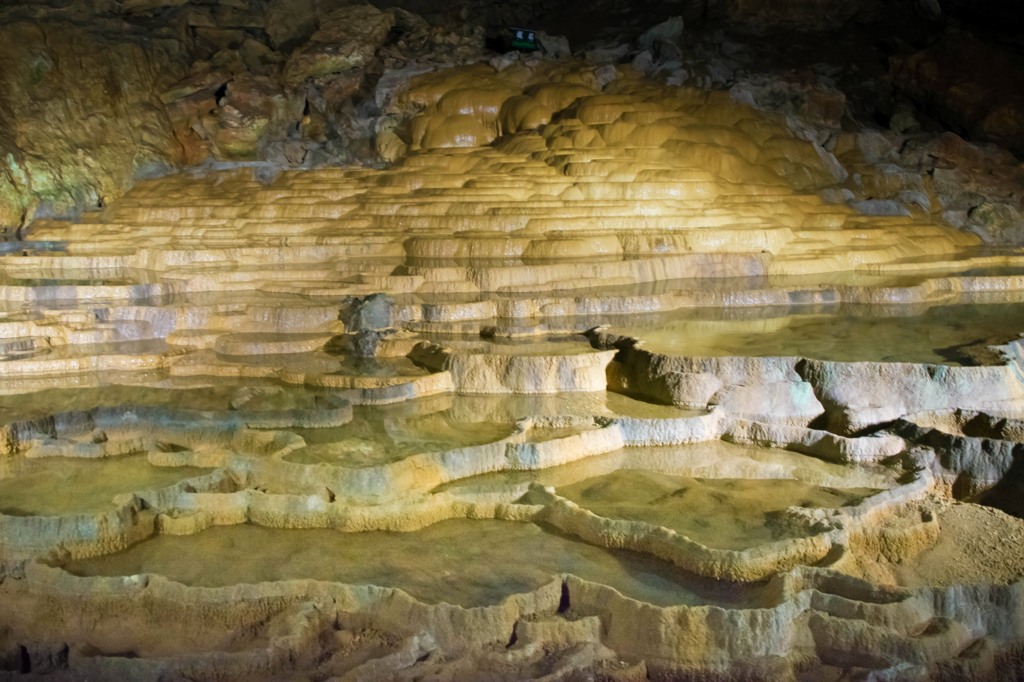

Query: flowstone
<box><xmin>3</xmin><ymin>65</ymin><xmax>1024</xmax><ymax>681</ymax></box>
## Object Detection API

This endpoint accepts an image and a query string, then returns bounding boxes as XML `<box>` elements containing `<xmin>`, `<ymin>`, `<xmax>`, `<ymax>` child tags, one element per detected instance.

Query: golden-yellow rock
<box><xmin>411</xmin><ymin>114</ymin><xmax>497</xmax><ymax>149</ymax></box>
<box><xmin>498</xmin><ymin>95</ymin><xmax>554</xmax><ymax>135</ymax></box>
<box><xmin>526</xmin><ymin>82</ymin><xmax>599</xmax><ymax>111</ymax></box>
<box><xmin>4</xmin><ymin>56</ymin><xmax>1024</xmax><ymax>682</ymax></box>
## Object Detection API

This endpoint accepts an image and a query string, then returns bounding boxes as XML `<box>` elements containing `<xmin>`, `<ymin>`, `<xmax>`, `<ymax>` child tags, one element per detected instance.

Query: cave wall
<box><xmin>0</xmin><ymin>0</ymin><xmax>499</xmax><ymax>229</ymax></box>
<box><xmin>0</xmin><ymin>19</ymin><xmax>189</xmax><ymax>226</ymax></box>
<box><xmin>1</xmin><ymin>0</ymin><xmax>1023</xmax><ymax>238</ymax></box>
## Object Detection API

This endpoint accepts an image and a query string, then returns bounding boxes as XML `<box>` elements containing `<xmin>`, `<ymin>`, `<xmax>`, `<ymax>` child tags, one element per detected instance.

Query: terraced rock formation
<box><xmin>3</xmin><ymin>63</ymin><xmax>1024</xmax><ymax>680</ymax></box>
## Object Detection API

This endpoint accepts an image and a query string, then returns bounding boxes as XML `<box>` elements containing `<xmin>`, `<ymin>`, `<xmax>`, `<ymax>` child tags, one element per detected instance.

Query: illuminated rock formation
<box><xmin>2</xmin><ymin>10</ymin><xmax>1024</xmax><ymax>681</ymax></box>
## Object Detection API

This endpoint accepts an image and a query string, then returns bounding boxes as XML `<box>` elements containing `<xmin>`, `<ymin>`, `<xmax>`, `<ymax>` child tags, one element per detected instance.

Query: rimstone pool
<box><xmin>3</xmin><ymin>64</ymin><xmax>1024</xmax><ymax>681</ymax></box>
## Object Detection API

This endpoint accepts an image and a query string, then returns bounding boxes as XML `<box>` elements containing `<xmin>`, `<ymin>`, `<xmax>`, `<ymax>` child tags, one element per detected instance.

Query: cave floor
<box><xmin>4</xmin><ymin>77</ymin><xmax>1024</xmax><ymax>680</ymax></box>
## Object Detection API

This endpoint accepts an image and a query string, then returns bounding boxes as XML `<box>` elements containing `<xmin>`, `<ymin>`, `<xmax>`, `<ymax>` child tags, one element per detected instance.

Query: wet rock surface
<box><xmin>2</xmin><ymin>1</ymin><xmax>1024</xmax><ymax>680</ymax></box>
<box><xmin>1</xmin><ymin>0</ymin><xmax>1023</xmax><ymax>248</ymax></box>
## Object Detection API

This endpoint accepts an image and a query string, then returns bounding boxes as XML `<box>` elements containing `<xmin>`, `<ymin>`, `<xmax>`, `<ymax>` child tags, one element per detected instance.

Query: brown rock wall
<box><xmin>0</xmin><ymin>20</ymin><xmax>189</xmax><ymax>227</ymax></box>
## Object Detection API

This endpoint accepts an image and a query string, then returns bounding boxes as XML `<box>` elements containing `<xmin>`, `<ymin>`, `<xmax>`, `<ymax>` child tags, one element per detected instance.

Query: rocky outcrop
<box><xmin>284</xmin><ymin>5</ymin><xmax>394</xmax><ymax>85</ymax></box>
<box><xmin>892</xmin><ymin>33</ymin><xmax>1024</xmax><ymax>158</ymax></box>
<box><xmin>0</xmin><ymin>2</ymin><xmax>494</xmax><ymax>230</ymax></box>
<box><xmin>897</xmin><ymin>132</ymin><xmax>1024</xmax><ymax>245</ymax></box>
<box><xmin>0</xmin><ymin>20</ymin><xmax>190</xmax><ymax>228</ymax></box>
